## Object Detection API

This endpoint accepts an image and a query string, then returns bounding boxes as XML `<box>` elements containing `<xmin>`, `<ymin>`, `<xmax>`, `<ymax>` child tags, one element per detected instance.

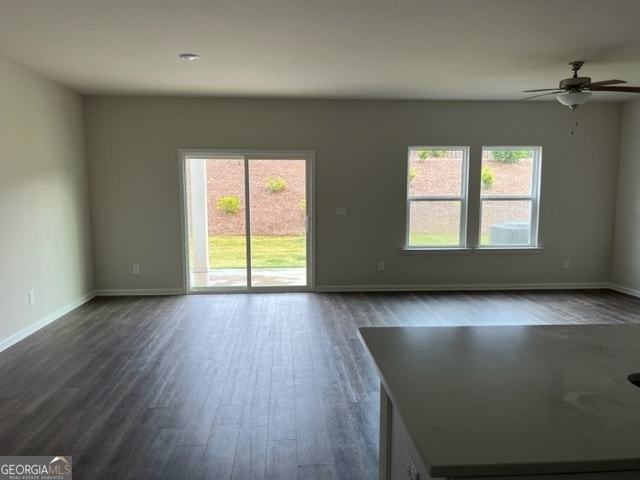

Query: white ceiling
<box><xmin>1</xmin><ymin>0</ymin><xmax>640</xmax><ymax>101</ymax></box>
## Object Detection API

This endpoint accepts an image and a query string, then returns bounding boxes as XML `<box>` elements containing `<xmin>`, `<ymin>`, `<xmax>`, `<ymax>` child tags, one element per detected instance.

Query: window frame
<box><xmin>405</xmin><ymin>146</ymin><xmax>470</xmax><ymax>249</ymax></box>
<box><xmin>477</xmin><ymin>146</ymin><xmax>542</xmax><ymax>249</ymax></box>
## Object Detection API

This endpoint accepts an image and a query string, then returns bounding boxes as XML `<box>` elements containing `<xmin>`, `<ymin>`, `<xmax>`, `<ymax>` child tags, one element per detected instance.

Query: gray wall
<box><xmin>612</xmin><ymin>98</ymin><xmax>640</xmax><ymax>294</ymax></box>
<box><xmin>0</xmin><ymin>58</ymin><xmax>94</xmax><ymax>348</ymax></box>
<box><xmin>84</xmin><ymin>96</ymin><xmax>621</xmax><ymax>292</ymax></box>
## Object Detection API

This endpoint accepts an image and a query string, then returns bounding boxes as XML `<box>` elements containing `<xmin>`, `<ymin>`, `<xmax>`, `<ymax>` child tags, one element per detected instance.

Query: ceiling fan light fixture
<box><xmin>556</xmin><ymin>91</ymin><xmax>591</xmax><ymax>110</ymax></box>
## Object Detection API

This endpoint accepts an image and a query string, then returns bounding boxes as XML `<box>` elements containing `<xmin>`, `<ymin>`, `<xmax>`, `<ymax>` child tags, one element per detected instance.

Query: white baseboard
<box><xmin>2</xmin><ymin>283</ymin><xmax>628</xmax><ymax>353</ymax></box>
<box><xmin>608</xmin><ymin>283</ymin><xmax>640</xmax><ymax>298</ymax></box>
<box><xmin>0</xmin><ymin>291</ymin><xmax>96</xmax><ymax>353</ymax></box>
<box><xmin>315</xmin><ymin>282</ymin><xmax>609</xmax><ymax>293</ymax></box>
<box><xmin>95</xmin><ymin>288</ymin><xmax>184</xmax><ymax>296</ymax></box>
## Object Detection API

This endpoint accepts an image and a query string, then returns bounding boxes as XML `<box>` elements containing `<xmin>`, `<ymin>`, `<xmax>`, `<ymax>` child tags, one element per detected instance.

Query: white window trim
<box><xmin>405</xmin><ymin>147</ymin><xmax>469</xmax><ymax>249</ymax></box>
<box><xmin>477</xmin><ymin>146</ymin><xmax>542</xmax><ymax>249</ymax></box>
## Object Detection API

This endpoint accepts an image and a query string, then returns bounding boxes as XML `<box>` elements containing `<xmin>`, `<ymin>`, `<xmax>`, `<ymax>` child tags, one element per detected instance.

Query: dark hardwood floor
<box><xmin>1</xmin><ymin>290</ymin><xmax>640</xmax><ymax>479</ymax></box>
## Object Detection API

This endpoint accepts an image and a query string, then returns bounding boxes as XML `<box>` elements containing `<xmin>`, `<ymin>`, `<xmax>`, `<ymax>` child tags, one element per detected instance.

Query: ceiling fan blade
<box><xmin>522</xmin><ymin>88</ymin><xmax>560</xmax><ymax>93</ymax></box>
<box><xmin>591</xmin><ymin>86</ymin><xmax>640</xmax><ymax>93</ymax></box>
<box><xmin>521</xmin><ymin>91</ymin><xmax>562</xmax><ymax>101</ymax></box>
<box><xmin>588</xmin><ymin>79</ymin><xmax>627</xmax><ymax>89</ymax></box>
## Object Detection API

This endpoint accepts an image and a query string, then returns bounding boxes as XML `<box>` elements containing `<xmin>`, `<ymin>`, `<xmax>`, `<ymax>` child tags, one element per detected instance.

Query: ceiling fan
<box><xmin>523</xmin><ymin>61</ymin><xmax>640</xmax><ymax>109</ymax></box>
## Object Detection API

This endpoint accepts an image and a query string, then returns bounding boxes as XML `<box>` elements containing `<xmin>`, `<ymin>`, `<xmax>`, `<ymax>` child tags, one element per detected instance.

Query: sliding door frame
<box><xmin>178</xmin><ymin>148</ymin><xmax>316</xmax><ymax>293</ymax></box>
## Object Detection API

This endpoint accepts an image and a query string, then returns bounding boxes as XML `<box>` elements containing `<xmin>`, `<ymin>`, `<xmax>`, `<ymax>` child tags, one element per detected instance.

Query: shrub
<box><xmin>490</xmin><ymin>150</ymin><xmax>530</xmax><ymax>164</ymax></box>
<box><xmin>418</xmin><ymin>149</ymin><xmax>447</xmax><ymax>160</ymax></box>
<box><xmin>298</xmin><ymin>198</ymin><xmax>306</xmax><ymax>213</ymax></box>
<box><xmin>216</xmin><ymin>195</ymin><xmax>240</xmax><ymax>214</ymax></box>
<box><xmin>408</xmin><ymin>166</ymin><xmax>417</xmax><ymax>182</ymax></box>
<box><xmin>266</xmin><ymin>177</ymin><xmax>286</xmax><ymax>193</ymax></box>
<box><xmin>481</xmin><ymin>167</ymin><xmax>494</xmax><ymax>189</ymax></box>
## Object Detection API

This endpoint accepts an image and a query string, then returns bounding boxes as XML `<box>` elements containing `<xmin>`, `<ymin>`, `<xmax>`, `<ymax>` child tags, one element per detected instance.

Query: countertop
<box><xmin>358</xmin><ymin>324</ymin><xmax>640</xmax><ymax>477</ymax></box>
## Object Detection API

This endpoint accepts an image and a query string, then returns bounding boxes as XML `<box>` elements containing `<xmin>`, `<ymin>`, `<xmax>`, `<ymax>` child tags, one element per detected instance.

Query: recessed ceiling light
<box><xmin>179</xmin><ymin>53</ymin><xmax>200</xmax><ymax>61</ymax></box>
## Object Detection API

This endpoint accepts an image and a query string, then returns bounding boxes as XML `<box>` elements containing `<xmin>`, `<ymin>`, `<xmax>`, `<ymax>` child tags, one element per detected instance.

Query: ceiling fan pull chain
<box><xmin>571</xmin><ymin>109</ymin><xmax>578</xmax><ymax>136</ymax></box>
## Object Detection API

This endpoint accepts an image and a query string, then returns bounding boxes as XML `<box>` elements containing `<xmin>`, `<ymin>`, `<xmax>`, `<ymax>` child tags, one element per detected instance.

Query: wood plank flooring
<box><xmin>1</xmin><ymin>290</ymin><xmax>640</xmax><ymax>479</ymax></box>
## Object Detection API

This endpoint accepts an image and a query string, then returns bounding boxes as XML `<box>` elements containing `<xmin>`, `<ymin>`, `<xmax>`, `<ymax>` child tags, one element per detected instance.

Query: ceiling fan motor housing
<box><xmin>560</xmin><ymin>76</ymin><xmax>591</xmax><ymax>90</ymax></box>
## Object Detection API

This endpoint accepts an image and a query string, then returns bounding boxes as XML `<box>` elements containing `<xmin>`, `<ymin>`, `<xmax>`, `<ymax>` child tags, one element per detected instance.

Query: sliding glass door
<box><xmin>182</xmin><ymin>150</ymin><xmax>313</xmax><ymax>292</ymax></box>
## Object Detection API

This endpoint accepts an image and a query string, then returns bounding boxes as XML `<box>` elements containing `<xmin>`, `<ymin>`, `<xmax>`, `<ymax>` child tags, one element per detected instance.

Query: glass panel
<box><xmin>408</xmin><ymin>200</ymin><xmax>461</xmax><ymax>246</ymax></box>
<box><xmin>249</xmin><ymin>159</ymin><xmax>307</xmax><ymax>287</ymax></box>
<box><xmin>409</xmin><ymin>148</ymin><xmax>464</xmax><ymax>196</ymax></box>
<box><xmin>480</xmin><ymin>200</ymin><xmax>532</xmax><ymax>246</ymax></box>
<box><xmin>481</xmin><ymin>149</ymin><xmax>534</xmax><ymax>196</ymax></box>
<box><xmin>207</xmin><ymin>158</ymin><xmax>248</xmax><ymax>286</ymax></box>
<box><xmin>186</xmin><ymin>157</ymin><xmax>248</xmax><ymax>288</ymax></box>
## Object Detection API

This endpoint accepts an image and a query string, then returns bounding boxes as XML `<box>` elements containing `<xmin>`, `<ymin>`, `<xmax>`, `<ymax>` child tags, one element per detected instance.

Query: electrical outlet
<box><xmin>28</xmin><ymin>290</ymin><xmax>36</xmax><ymax>304</ymax></box>
<box><xmin>377</xmin><ymin>260</ymin><xmax>385</xmax><ymax>271</ymax></box>
<box><xmin>133</xmin><ymin>264</ymin><xmax>140</xmax><ymax>275</ymax></box>
<box><xmin>563</xmin><ymin>259</ymin><xmax>571</xmax><ymax>270</ymax></box>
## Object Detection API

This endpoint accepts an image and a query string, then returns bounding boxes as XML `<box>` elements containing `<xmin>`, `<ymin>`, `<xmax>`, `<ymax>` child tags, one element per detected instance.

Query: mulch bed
<box><xmin>204</xmin><ymin>159</ymin><xmax>307</xmax><ymax>236</ymax></box>
<box><xmin>193</xmin><ymin>154</ymin><xmax>532</xmax><ymax>237</ymax></box>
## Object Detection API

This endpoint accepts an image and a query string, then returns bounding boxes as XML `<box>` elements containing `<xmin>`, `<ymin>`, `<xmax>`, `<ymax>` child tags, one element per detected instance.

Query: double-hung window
<box><xmin>405</xmin><ymin>146</ymin><xmax>542</xmax><ymax>249</ymax></box>
<box><xmin>479</xmin><ymin>147</ymin><xmax>541</xmax><ymax>247</ymax></box>
<box><xmin>406</xmin><ymin>147</ymin><xmax>469</xmax><ymax>248</ymax></box>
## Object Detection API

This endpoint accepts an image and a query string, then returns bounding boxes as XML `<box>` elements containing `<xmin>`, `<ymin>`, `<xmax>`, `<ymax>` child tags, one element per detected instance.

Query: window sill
<box><xmin>403</xmin><ymin>247</ymin><xmax>472</xmax><ymax>254</ymax></box>
<box><xmin>474</xmin><ymin>246</ymin><xmax>544</xmax><ymax>254</ymax></box>
<box><xmin>402</xmin><ymin>246</ymin><xmax>543</xmax><ymax>254</ymax></box>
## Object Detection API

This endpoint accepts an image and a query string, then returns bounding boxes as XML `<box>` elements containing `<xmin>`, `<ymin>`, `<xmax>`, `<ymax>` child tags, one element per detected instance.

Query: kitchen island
<box><xmin>358</xmin><ymin>325</ymin><xmax>640</xmax><ymax>480</ymax></box>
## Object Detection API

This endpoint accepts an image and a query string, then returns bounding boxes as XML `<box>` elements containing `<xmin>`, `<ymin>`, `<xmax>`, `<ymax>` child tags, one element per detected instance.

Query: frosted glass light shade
<box><xmin>556</xmin><ymin>91</ymin><xmax>592</xmax><ymax>109</ymax></box>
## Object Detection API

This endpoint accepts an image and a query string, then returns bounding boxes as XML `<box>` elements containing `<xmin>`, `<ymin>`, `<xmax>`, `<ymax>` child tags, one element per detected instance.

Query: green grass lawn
<box><xmin>408</xmin><ymin>233</ymin><xmax>492</xmax><ymax>246</ymax></box>
<box><xmin>408</xmin><ymin>233</ymin><xmax>460</xmax><ymax>246</ymax></box>
<box><xmin>207</xmin><ymin>235</ymin><xmax>306</xmax><ymax>268</ymax></box>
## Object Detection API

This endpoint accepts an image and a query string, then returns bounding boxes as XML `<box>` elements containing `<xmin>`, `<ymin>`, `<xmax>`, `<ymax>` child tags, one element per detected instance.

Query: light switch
<box><xmin>335</xmin><ymin>207</ymin><xmax>348</xmax><ymax>216</ymax></box>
